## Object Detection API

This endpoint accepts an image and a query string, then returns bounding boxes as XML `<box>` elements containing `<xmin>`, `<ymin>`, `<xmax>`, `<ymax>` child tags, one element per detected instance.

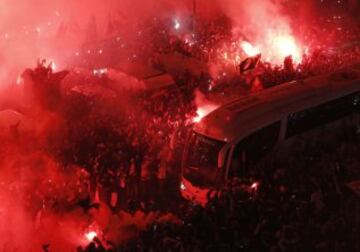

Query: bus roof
<box><xmin>194</xmin><ymin>63</ymin><xmax>360</xmax><ymax>142</ymax></box>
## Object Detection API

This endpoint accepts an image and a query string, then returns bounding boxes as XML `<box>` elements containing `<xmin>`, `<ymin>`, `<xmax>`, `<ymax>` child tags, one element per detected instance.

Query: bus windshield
<box><xmin>183</xmin><ymin>132</ymin><xmax>226</xmax><ymax>188</ymax></box>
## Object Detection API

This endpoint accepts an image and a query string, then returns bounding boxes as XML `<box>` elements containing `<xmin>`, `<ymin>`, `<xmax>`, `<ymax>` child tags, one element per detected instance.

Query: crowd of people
<box><xmin>70</xmin><ymin>12</ymin><xmax>360</xmax><ymax>250</ymax></box>
<box><xmin>79</xmin><ymin>122</ymin><xmax>360</xmax><ymax>251</ymax></box>
<box><xmin>1</xmin><ymin>7</ymin><xmax>360</xmax><ymax>251</ymax></box>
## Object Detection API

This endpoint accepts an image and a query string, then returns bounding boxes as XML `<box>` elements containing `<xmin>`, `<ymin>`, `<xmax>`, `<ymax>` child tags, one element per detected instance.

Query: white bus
<box><xmin>180</xmin><ymin>65</ymin><xmax>360</xmax><ymax>204</ymax></box>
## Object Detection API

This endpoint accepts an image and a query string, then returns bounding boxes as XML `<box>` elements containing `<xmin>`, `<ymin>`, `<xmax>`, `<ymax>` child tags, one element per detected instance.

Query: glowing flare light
<box><xmin>271</xmin><ymin>34</ymin><xmax>302</xmax><ymax>63</ymax></box>
<box><xmin>251</xmin><ymin>182</ymin><xmax>259</xmax><ymax>190</ymax></box>
<box><xmin>219</xmin><ymin>34</ymin><xmax>303</xmax><ymax>67</ymax></box>
<box><xmin>85</xmin><ymin>231</ymin><xmax>97</xmax><ymax>241</ymax></box>
<box><xmin>174</xmin><ymin>19</ymin><xmax>181</xmax><ymax>30</ymax></box>
<box><xmin>241</xmin><ymin>41</ymin><xmax>260</xmax><ymax>57</ymax></box>
<box><xmin>193</xmin><ymin>104</ymin><xmax>219</xmax><ymax>123</ymax></box>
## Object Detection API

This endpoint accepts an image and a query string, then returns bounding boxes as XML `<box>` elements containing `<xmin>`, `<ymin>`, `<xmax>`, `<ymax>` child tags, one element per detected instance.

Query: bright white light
<box><xmin>193</xmin><ymin>108</ymin><xmax>206</xmax><ymax>123</ymax></box>
<box><xmin>16</xmin><ymin>76</ymin><xmax>24</xmax><ymax>85</ymax></box>
<box><xmin>174</xmin><ymin>20</ymin><xmax>181</xmax><ymax>30</ymax></box>
<box><xmin>93</xmin><ymin>68</ymin><xmax>107</xmax><ymax>76</ymax></box>
<box><xmin>272</xmin><ymin>35</ymin><xmax>301</xmax><ymax>63</ymax></box>
<box><xmin>85</xmin><ymin>231</ymin><xmax>97</xmax><ymax>241</ymax></box>
<box><xmin>241</xmin><ymin>41</ymin><xmax>260</xmax><ymax>56</ymax></box>
<box><xmin>50</xmin><ymin>62</ymin><xmax>56</xmax><ymax>71</ymax></box>
<box><xmin>251</xmin><ymin>182</ymin><xmax>259</xmax><ymax>190</ymax></box>
<box><xmin>180</xmin><ymin>182</ymin><xmax>186</xmax><ymax>191</ymax></box>
<box><xmin>193</xmin><ymin>104</ymin><xmax>218</xmax><ymax>123</ymax></box>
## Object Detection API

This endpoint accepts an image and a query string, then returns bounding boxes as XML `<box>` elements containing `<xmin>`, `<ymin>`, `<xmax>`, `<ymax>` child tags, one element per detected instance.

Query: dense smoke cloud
<box><xmin>0</xmin><ymin>0</ymin><xmax>193</xmax><ymax>87</ymax></box>
<box><xmin>0</xmin><ymin>0</ymin><xmax>309</xmax><ymax>86</ymax></box>
<box><xmin>218</xmin><ymin>0</ymin><xmax>303</xmax><ymax>63</ymax></box>
<box><xmin>219</xmin><ymin>0</ymin><xmax>291</xmax><ymax>38</ymax></box>
<box><xmin>0</xmin><ymin>0</ymin><xmax>193</xmax><ymax>32</ymax></box>
<box><xmin>0</xmin><ymin>0</ymin><xmax>310</xmax><ymax>87</ymax></box>
<box><xmin>0</xmin><ymin>0</ymin><xmax>355</xmax><ymax>250</ymax></box>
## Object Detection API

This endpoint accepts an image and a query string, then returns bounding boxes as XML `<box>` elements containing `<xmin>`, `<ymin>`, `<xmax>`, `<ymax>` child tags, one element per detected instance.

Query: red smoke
<box><xmin>192</xmin><ymin>89</ymin><xmax>219</xmax><ymax>123</ymax></box>
<box><xmin>0</xmin><ymin>0</ymin><xmax>345</xmax><ymax>249</ymax></box>
<box><xmin>220</xmin><ymin>0</ymin><xmax>305</xmax><ymax>64</ymax></box>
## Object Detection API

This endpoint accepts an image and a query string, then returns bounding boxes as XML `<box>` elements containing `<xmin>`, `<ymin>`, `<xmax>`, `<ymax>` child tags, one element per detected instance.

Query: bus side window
<box><xmin>286</xmin><ymin>92</ymin><xmax>360</xmax><ymax>138</ymax></box>
<box><xmin>244</xmin><ymin>121</ymin><xmax>281</xmax><ymax>164</ymax></box>
<box><xmin>229</xmin><ymin>143</ymin><xmax>245</xmax><ymax>178</ymax></box>
<box><xmin>353</xmin><ymin>93</ymin><xmax>360</xmax><ymax>112</ymax></box>
<box><xmin>229</xmin><ymin>121</ymin><xmax>281</xmax><ymax>177</ymax></box>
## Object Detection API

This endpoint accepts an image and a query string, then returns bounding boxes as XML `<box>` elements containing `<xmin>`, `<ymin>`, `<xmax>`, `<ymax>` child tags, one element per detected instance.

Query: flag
<box><xmin>239</xmin><ymin>53</ymin><xmax>261</xmax><ymax>74</ymax></box>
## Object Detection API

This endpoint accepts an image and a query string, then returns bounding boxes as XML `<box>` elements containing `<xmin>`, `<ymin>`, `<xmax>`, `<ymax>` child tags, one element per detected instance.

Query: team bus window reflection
<box><xmin>183</xmin><ymin>133</ymin><xmax>225</xmax><ymax>188</ymax></box>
